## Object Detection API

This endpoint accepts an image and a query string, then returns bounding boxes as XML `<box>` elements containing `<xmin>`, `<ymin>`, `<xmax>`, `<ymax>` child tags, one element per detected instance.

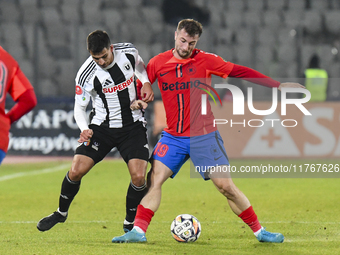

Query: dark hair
<box><xmin>87</xmin><ymin>30</ymin><xmax>111</xmax><ymax>54</ymax></box>
<box><xmin>177</xmin><ymin>19</ymin><xmax>203</xmax><ymax>37</ymax></box>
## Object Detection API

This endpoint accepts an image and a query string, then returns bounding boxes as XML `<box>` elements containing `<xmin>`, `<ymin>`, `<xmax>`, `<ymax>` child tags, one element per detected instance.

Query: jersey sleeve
<box><xmin>8</xmin><ymin>66</ymin><xmax>34</xmax><ymax>101</ymax></box>
<box><xmin>74</xmin><ymin>101</ymin><xmax>89</xmax><ymax>131</ymax></box>
<box><xmin>7</xmin><ymin>89</ymin><xmax>37</xmax><ymax>124</ymax></box>
<box><xmin>74</xmin><ymin>82</ymin><xmax>92</xmax><ymax>107</ymax></box>
<box><xmin>146</xmin><ymin>56</ymin><xmax>158</xmax><ymax>85</ymax></box>
<box><xmin>74</xmin><ymin>65</ymin><xmax>93</xmax><ymax>107</ymax></box>
<box><xmin>229</xmin><ymin>64</ymin><xmax>280</xmax><ymax>88</ymax></box>
<box><xmin>204</xmin><ymin>52</ymin><xmax>234</xmax><ymax>78</ymax></box>
<box><xmin>135</xmin><ymin>53</ymin><xmax>150</xmax><ymax>85</ymax></box>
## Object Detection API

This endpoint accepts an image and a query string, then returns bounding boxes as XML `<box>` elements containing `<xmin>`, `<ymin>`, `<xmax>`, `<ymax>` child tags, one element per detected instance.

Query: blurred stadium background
<box><xmin>2</xmin><ymin>0</ymin><xmax>340</xmax><ymax>158</ymax></box>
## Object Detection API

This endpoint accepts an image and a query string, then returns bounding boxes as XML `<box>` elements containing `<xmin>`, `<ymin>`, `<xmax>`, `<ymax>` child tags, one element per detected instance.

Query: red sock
<box><xmin>238</xmin><ymin>206</ymin><xmax>262</xmax><ymax>233</ymax></box>
<box><xmin>134</xmin><ymin>204</ymin><xmax>155</xmax><ymax>233</ymax></box>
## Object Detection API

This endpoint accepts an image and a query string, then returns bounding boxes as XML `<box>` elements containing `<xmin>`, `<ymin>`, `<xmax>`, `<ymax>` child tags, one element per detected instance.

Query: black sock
<box><xmin>59</xmin><ymin>172</ymin><xmax>81</xmax><ymax>213</ymax></box>
<box><xmin>125</xmin><ymin>180</ymin><xmax>147</xmax><ymax>222</ymax></box>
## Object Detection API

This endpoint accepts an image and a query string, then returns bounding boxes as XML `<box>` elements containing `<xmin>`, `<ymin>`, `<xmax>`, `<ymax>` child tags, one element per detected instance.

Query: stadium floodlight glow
<box><xmin>201</xmin><ymin>84</ymin><xmax>312</xmax><ymax>116</ymax></box>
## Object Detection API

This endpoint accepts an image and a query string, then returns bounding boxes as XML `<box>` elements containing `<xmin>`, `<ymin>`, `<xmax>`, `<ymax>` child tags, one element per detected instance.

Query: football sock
<box><xmin>125</xmin><ymin>180</ymin><xmax>147</xmax><ymax>222</ymax></box>
<box><xmin>254</xmin><ymin>227</ymin><xmax>264</xmax><ymax>237</ymax></box>
<box><xmin>58</xmin><ymin>172</ymin><xmax>81</xmax><ymax>213</ymax></box>
<box><xmin>238</xmin><ymin>206</ymin><xmax>262</xmax><ymax>233</ymax></box>
<box><xmin>133</xmin><ymin>204</ymin><xmax>154</xmax><ymax>233</ymax></box>
<box><xmin>134</xmin><ymin>226</ymin><xmax>145</xmax><ymax>234</ymax></box>
<box><xmin>57</xmin><ymin>209</ymin><xmax>68</xmax><ymax>217</ymax></box>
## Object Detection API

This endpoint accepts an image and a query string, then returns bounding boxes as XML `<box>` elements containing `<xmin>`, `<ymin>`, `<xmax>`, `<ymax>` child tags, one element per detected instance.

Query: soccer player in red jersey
<box><xmin>112</xmin><ymin>19</ymin><xmax>305</xmax><ymax>243</ymax></box>
<box><xmin>0</xmin><ymin>46</ymin><xmax>37</xmax><ymax>164</ymax></box>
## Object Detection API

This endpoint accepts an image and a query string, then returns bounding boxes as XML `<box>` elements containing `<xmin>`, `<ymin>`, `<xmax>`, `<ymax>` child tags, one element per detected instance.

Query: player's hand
<box><xmin>78</xmin><ymin>129</ymin><xmax>93</xmax><ymax>143</ymax></box>
<box><xmin>278</xmin><ymin>82</ymin><xmax>305</xmax><ymax>91</ymax></box>
<box><xmin>130</xmin><ymin>99</ymin><xmax>148</xmax><ymax>110</ymax></box>
<box><xmin>141</xmin><ymin>82</ymin><xmax>154</xmax><ymax>103</ymax></box>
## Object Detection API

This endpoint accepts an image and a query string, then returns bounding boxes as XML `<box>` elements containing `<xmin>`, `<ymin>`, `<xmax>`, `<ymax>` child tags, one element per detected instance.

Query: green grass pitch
<box><xmin>0</xmin><ymin>158</ymin><xmax>339</xmax><ymax>255</ymax></box>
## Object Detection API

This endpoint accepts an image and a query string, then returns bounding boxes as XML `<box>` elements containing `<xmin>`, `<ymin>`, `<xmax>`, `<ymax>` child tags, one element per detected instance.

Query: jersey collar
<box><xmin>166</xmin><ymin>48</ymin><xmax>199</xmax><ymax>64</ymax></box>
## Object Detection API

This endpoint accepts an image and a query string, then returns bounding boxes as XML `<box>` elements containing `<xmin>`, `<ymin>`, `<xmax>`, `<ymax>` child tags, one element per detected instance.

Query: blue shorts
<box><xmin>0</xmin><ymin>149</ymin><xmax>6</xmax><ymax>165</ymax></box>
<box><xmin>151</xmin><ymin>131</ymin><xmax>229</xmax><ymax>180</ymax></box>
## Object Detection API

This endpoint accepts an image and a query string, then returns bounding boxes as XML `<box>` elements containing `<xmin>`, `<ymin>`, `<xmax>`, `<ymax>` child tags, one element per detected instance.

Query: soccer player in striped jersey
<box><xmin>37</xmin><ymin>30</ymin><xmax>153</xmax><ymax>233</ymax></box>
<box><xmin>112</xmin><ymin>19</ymin><xmax>305</xmax><ymax>243</ymax></box>
<box><xmin>0</xmin><ymin>46</ymin><xmax>37</xmax><ymax>164</ymax></box>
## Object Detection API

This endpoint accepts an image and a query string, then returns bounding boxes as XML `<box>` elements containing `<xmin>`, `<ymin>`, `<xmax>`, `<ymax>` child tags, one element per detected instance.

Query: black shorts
<box><xmin>75</xmin><ymin>121</ymin><xmax>149</xmax><ymax>164</ymax></box>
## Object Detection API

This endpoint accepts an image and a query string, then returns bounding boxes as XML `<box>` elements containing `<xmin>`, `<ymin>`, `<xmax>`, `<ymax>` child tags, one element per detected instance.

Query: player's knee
<box><xmin>131</xmin><ymin>172</ymin><xmax>146</xmax><ymax>187</ymax></box>
<box><xmin>68</xmin><ymin>164</ymin><xmax>89</xmax><ymax>181</ymax></box>
<box><xmin>219</xmin><ymin>182</ymin><xmax>238</xmax><ymax>199</ymax></box>
<box><xmin>68</xmin><ymin>169</ymin><xmax>84</xmax><ymax>182</ymax></box>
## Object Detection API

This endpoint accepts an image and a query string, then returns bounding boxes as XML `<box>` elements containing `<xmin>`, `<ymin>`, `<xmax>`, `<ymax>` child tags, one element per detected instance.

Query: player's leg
<box><xmin>117</xmin><ymin>121</ymin><xmax>149</xmax><ymax>232</ymax></box>
<box><xmin>210</xmin><ymin>171</ymin><xmax>284</xmax><ymax>243</ymax></box>
<box><xmin>191</xmin><ymin>131</ymin><xmax>284</xmax><ymax>243</ymax></box>
<box><xmin>210</xmin><ymin>171</ymin><xmax>250</xmax><ymax>214</ymax></box>
<box><xmin>123</xmin><ymin>159</ymin><xmax>148</xmax><ymax>232</ymax></box>
<box><xmin>112</xmin><ymin>160</ymin><xmax>173</xmax><ymax>243</ymax></box>
<box><xmin>37</xmin><ymin>124</ymin><xmax>112</xmax><ymax>232</ymax></box>
<box><xmin>37</xmin><ymin>155</ymin><xmax>94</xmax><ymax>231</ymax></box>
<box><xmin>139</xmin><ymin>159</ymin><xmax>173</xmax><ymax>213</ymax></box>
<box><xmin>112</xmin><ymin>131</ymin><xmax>189</xmax><ymax>242</ymax></box>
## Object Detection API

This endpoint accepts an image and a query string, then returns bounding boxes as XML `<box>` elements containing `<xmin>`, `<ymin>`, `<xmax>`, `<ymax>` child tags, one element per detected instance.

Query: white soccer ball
<box><xmin>170</xmin><ymin>214</ymin><xmax>201</xmax><ymax>242</ymax></box>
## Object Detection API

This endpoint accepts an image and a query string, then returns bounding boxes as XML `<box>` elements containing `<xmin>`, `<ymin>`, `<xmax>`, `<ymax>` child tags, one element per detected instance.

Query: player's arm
<box><xmin>229</xmin><ymin>64</ymin><xmax>304</xmax><ymax>90</ymax></box>
<box><xmin>74</xmin><ymin>102</ymin><xmax>93</xmax><ymax>143</ymax></box>
<box><xmin>7</xmin><ymin>89</ymin><xmax>37</xmax><ymax>124</ymax></box>
<box><xmin>135</xmin><ymin>54</ymin><xmax>154</xmax><ymax>102</ymax></box>
<box><xmin>74</xmin><ymin>78</ymin><xmax>93</xmax><ymax>143</ymax></box>
<box><xmin>6</xmin><ymin>68</ymin><xmax>37</xmax><ymax>124</ymax></box>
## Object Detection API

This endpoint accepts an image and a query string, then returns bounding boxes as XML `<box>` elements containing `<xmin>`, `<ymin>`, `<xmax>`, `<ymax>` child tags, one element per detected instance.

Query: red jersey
<box><xmin>147</xmin><ymin>49</ymin><xmax>280</xmax><ymax>137</ymax></box>
<box><xmin>0</xmin><ymin>46</ymin><xmax>35</xmax><ymax>152</ymax></box>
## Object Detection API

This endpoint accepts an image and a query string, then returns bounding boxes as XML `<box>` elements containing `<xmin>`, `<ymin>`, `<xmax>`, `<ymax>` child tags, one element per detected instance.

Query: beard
<box><xmin>176</xmin><ymin>47</ymin><xmax>192</xmax><ymax>58</ymax></box>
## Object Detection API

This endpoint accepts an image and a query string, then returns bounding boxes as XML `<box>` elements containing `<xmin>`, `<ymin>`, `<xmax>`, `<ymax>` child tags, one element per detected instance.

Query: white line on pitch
<box><xmin>1</xmin><ymin>220</ymin><xmax>339</xmax><ymax>225</ymax></box>
<box><xmin>0</xmin><ymin>220</ymin><xmax>108</xmax><ymax>224</ymax></box>
<box><xmin>0</xmin><ymin>164</ymin><xmax>70</xmax><ymax>182</ymax></box>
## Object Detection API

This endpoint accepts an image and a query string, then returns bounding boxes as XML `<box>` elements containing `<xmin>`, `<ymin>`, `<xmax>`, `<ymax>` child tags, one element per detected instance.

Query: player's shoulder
<box><xmin>75</xmin><ymin>56</ymin><xmax>97</xmax><ymax>86</ymax></box>
<box><xmin>0</xmin><ymin>46</ymin><xmax>18</xmax><ymax>69</ymax></box>
<box><xmin>196</xmin><ymin>49</ymin><xmax>231</xmax><ymax>64</ymax></box>
<box><xmin>113</xmin><ymin>42</ymin><xmax>137</xmax><ymax>54</ymax></box>
<box><xmin>196</xmin><ymin>49</ymin><xmax>220</xmax><ymax>59</ymax></box>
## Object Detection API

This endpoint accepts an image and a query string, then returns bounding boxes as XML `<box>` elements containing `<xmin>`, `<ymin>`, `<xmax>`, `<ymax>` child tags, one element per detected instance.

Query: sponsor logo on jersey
<box><xmin>75</xmin><ymin>85</ymin><xmax>83</xmax><ymax>95</ymax></box>
<box><xmin>162</xmin><ymin>81</ymin><xmax>192</xmax><ymax>91</ymax></box>
<box><xmin>161</xmin><ymin>80</ymin><xmax>220</xmax><ymax>97</ymax></box>
<box><xmin>102</xmin><ymin>76</ymin><xmax>134</xmax><ymax>93</ymax></box>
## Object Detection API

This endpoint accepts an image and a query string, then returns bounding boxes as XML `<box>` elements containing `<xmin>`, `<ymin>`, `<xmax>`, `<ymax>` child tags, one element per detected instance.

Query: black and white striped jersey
<box><xmin>75</xmin><ymin>43</ymin><xmax>150</xmax><ymax>128</ymax></box>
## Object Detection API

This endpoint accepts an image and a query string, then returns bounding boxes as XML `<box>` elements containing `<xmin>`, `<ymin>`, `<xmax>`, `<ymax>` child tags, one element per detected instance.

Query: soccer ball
<box><xmin>170</xmin><ymin>214</ymin><xmax>201</xmax><ymax>242</ymax></box>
